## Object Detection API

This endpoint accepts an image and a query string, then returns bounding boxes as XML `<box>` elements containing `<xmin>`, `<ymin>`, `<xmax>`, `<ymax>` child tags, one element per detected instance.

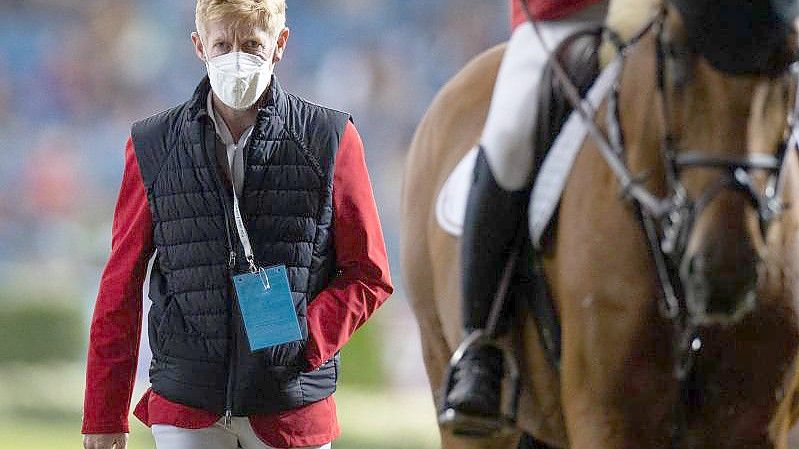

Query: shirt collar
<box><xmin>206</xmin><ymin>91</ymin><xmax>254</xmax><ymax>147</ymax></box>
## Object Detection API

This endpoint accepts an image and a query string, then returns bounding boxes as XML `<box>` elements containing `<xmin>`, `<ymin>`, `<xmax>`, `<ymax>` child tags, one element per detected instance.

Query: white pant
<box><xmin>481</xmin><ymin>0</ymin><xmax>609</xmax><ymax>191</ymax></box>
<box><xmin>151</xmin><ymin>416</ymin><xmax>332</xmax><ymax>449</ymax></box>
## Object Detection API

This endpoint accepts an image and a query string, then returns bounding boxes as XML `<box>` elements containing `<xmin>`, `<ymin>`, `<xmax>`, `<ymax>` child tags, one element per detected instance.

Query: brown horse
<box><xmin>401</xmin><ymin>2</ymin><xmax>799</xmax><ymax>449</ymax></box>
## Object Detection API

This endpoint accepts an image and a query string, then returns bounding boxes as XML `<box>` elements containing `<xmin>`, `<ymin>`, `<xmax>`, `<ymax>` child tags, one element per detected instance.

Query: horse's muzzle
<box><xmin>680</xmin><ymin>252</ymin><xmax>758</xmax><ymax>325</ymax></box>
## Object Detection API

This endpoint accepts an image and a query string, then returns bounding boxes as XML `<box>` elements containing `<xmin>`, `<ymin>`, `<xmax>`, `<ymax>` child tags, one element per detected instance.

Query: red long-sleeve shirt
<box><xmin>82</xmin><ymin>121</ymin><xmax>393</xmax><ymax>448</ymax></box>
<box><xmin>511</xmin><ymin>0</ymin><xmax>603</xmax><ymax>28</ymax></box>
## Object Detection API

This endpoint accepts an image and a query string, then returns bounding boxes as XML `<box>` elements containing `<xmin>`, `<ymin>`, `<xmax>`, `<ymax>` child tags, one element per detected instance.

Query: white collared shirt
<box><xmin>206</xmin><ymin>91</ymin><xmax>255</xmax><ymax>197</ymax></box>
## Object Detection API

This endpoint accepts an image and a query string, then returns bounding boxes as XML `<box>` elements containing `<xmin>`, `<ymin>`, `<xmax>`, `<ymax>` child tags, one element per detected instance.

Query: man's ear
<box><xmin>273</xmin><ymin>27</ymin><xmax>290</xmax><ymax>63</ymax></box>
<box><xmin>191</xmin><ymin>31</ymin><xmax>206</xmax><ymax>62</ymax></box>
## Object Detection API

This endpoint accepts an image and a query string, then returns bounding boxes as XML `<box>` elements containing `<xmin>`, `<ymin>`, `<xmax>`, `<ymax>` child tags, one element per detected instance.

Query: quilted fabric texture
<box><xmin>131</xmin><ymin>75</ymin><xmax>349</xmax><ymax>415</ymax></box>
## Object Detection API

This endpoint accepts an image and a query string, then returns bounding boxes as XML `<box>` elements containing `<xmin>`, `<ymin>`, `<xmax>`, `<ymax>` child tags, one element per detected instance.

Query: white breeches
<box><xmin>480</xmin><ymin>0</ymin><xmax>609</xmax><ymax>191</ymax></box>
<box><xmin>151</xmin><ymin>416</ymin><xmax>333</xmax><ymax>449</ymax></box>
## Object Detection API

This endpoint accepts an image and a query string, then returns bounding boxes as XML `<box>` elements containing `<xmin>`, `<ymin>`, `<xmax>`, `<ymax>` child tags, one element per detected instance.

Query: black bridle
<box><xmin>520</xmin><ymin>0</ymin><xmax>799</xmax><ymax>446</ymax></box>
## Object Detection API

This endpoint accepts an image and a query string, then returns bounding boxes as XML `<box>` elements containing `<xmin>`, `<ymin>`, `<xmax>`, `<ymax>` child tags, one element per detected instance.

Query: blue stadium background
<box><xmin>0</xmin><ymin>1</ymin><xmax>507</xmax><ymax>448</ymax></box>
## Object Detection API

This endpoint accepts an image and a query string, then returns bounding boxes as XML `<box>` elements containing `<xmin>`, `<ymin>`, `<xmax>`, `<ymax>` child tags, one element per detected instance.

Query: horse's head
<box><xmin>652</xmin><ymin>0</ymin><xmax>798</xmax><ymax>324</ymax></box>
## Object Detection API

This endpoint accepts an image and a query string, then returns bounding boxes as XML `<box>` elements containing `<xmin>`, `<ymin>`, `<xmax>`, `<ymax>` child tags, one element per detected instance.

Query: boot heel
<box><xmin>438</xmin><ymin>407</ymin><xmax>511</xmax><ymax>437</ymax></box>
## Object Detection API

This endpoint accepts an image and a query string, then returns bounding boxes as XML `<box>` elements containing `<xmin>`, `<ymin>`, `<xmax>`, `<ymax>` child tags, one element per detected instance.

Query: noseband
<box><xmin>522</xmin><ymin>1</ymin><xmax>798</xmax><ymax>447</ymax></box>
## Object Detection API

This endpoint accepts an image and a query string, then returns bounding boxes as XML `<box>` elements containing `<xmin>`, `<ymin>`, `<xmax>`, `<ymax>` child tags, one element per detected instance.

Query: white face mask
<box><xmin>205</xmin><ymin>50</ymin><xmax>274</xmax><ymax>110</ymax></box>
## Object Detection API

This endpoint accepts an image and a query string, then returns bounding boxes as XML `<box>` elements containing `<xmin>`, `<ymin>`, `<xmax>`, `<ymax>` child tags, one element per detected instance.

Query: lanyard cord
<box><xmin>221</xmin><ymin>130</ymin><xmax>258</xmax><ymax>273</ymax></box>
<box><xmin>230</xmin><ymin>174</ymin><xmax>258</xmax><ymax>273</ymax></box>
<box><xmin>207</xmin><ymin>91</ymin><xmax>260</xmax><ymax>273</ymax></box>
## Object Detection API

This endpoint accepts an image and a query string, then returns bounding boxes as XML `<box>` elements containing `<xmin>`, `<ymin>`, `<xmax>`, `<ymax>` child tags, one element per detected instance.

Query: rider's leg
<box><xmin>442</xmin><ymin>0</ymin><xmax>609</xmax><ymax>435</ymax></box>
<box><xmin>481</xmin><ymin>1</ymin><xmax>609</xmax><ymax>191</ymax></box>
<box><xmin>443</xmin><ymin>145</ymin><xmax>529</xmax><ymax>429</ymax></box>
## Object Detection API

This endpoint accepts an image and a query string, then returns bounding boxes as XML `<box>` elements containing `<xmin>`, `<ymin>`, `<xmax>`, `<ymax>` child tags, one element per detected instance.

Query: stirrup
<box><xmin>438</xmin><ymin>330</ymin><xmax>521</xmax><ymax>437</ymax></box>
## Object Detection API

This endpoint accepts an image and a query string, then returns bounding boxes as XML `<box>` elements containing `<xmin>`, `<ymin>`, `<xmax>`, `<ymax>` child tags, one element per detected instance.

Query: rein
<box><xmin>517</xmin><ymin>0</ymin><xmax>799</xmax><ymax>446</ymax></box>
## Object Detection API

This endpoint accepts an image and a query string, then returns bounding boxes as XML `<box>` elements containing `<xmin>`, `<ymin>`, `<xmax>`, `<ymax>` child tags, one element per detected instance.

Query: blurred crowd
<box><xmin>0</xmin><ymin>0</ymin><xmax>506</xmax><ymax>386</ymax></box>
<box><xmin>0</xmin><ymin>0</ymin><xmax>506</xmax><ymax>277</ymax></box>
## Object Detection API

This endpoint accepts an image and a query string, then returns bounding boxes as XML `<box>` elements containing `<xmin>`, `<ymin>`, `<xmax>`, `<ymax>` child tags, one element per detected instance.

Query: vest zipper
<box><xmin>199</xmin><ymin>116</ymin><xmax>238</xmax><ymax>429</ymax></box>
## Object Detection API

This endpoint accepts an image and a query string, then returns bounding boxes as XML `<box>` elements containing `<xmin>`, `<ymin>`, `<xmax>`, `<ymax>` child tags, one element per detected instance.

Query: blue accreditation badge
<box><xmin>232</xmin><ymin>265</ymin><xmax>303</xmax><ymax>352</ymax></box>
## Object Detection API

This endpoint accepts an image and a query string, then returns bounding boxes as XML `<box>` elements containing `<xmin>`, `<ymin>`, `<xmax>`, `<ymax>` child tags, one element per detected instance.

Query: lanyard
<box><xmin>207</xmin><ymin>91</ymin><xmax>258</xmax><ymax>274</ymax></box>
<box><xmin>228</xmin><ymin>150</ymin><xmax>259</xmax><ymax>273</ymax></box>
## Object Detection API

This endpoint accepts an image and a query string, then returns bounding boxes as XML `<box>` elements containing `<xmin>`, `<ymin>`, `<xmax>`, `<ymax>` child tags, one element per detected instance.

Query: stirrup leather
<box><xmin>438</xmin><ymin>330</ymin><xmax>521</xmax><ymax>436</ymax></box>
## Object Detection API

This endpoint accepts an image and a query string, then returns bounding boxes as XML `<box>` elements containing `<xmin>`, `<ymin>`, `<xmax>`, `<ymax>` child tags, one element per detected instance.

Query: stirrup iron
<box><xmin>438</xmin><ymin>330</ymin><xmax>521</xmax><ymax>437</ymax></box>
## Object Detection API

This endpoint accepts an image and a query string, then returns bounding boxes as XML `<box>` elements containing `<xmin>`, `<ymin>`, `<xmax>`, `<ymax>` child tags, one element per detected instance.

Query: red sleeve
<box><xmin>511</xmin><ymin>0</ymin><xmax>527</xmax><ymax>30</ymax></box>
<box><xmin>303</xmin><ymin>121</ymin><xmax>394</xmax><ymax>371</ymax></box>
<box><xmin>82</xmin><ymin>137</ymin><xmax>154</xmax><ymax>434</ymax></box>
<box><xmin>511</xmin><ymin>0</ymin><xmax>603</xmax><ymax>27</ymax></box>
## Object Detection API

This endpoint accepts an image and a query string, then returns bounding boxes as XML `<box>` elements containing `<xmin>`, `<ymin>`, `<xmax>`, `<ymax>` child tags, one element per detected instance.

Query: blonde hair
<box><xmin>196</xmin><ymin>0</ymin><xmax>286</xmax><ymax>36</ymax></box>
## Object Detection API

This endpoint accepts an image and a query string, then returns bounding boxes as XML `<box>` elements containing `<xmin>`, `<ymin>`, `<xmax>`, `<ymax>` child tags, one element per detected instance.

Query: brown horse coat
<box><xmin>401</xmin><ymin>11</ymin><xmax>799</xmax><ymax>449</ymax></box>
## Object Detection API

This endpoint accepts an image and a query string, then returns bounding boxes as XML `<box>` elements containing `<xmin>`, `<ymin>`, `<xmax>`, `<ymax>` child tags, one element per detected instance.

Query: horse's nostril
<box><xmin>681</xmin><ymin>249</ymin><xmax>760</xmax><ymax>323</ymax></box>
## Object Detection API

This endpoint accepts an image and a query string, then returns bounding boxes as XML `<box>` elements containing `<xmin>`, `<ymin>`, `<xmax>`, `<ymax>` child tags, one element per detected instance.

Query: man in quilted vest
<box><xmin>82</xmin><ymin>1</ymin><xmax>393</xmax><ymax>448</ymax></box>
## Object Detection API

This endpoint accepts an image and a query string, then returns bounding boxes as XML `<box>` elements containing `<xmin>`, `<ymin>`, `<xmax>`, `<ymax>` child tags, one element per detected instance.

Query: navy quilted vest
<box><xmin>131</xmin><ymin>75</ymin><xmax>350</xmax><ymax>415</ymax></box>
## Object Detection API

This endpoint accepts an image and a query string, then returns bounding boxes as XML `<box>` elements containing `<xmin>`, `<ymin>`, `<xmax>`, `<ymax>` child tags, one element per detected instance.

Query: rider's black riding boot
<box><xmin>441</xmin><ymin>145</ymin><xmax>531</xmax><ymax>437</ymax></box>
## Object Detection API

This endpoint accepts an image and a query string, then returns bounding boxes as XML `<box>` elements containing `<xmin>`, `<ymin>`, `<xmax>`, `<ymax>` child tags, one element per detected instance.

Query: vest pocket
<box><xmin>256</xmin><ymin>335</ymin><xmax>307</xmax><ymax>367</ymax></box>
<box><xmin>256</xmin><ymin>290</ymin><xmax>309</xmax><ymax>367</ymax></box>
<box><xmin>153</xmin><ymin>295</ymin><xmax>180</xmax><ymax>351</ymax></box>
